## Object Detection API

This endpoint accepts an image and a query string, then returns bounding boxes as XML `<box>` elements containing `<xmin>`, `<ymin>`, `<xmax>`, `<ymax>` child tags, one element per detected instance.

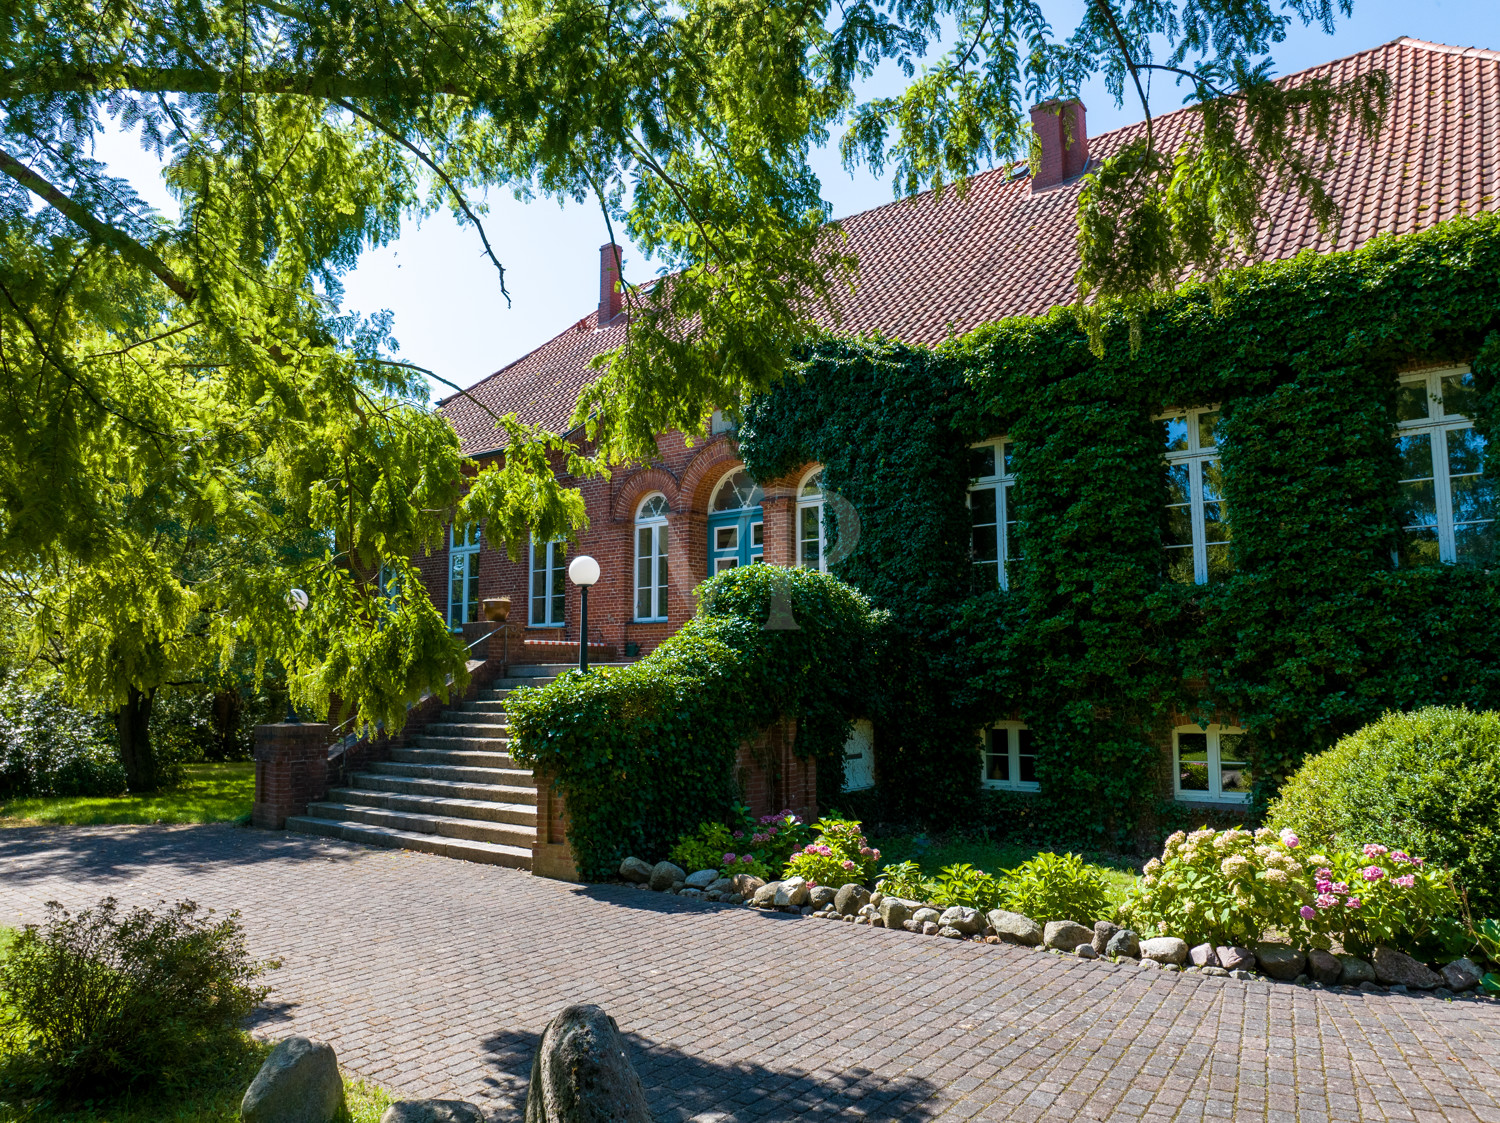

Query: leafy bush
<box><xmin>669</xmin><ymin>822</ymin><xmax>735</xmax><ymax>875</ymax></box>
<box><xmin>0</xmin><ymin>674</ymin><xmax>125</xmax><ymax>798</ymax></box>
<box><xmin>783</xmin><ymin>818</ymin><xmax>880</xmax><ymax>887</ymax></box>
<box><xmin>997</xmin><ymin>852</ymin><xmax>1115</xmax><ymax>924</ymax></box>
<box><xmin>929</xmin><ymin>863</ymin><xmax>1001</xmax><ymax>911</ymax></box>
<box><xmin>1267</xmin><ymin>706</ymin><xmax>1500</xmax><ymax>916</ymax></box>
<box><xmin>508</xmin><ymin>566</ymin><xmax>886</xmax><ymax>878</ymax></box>
<box><xmin>875</xmin><ymin>860</ymin><xmax>932</xmax><ymax>901</ymax></box>
<box><xmin>1121</xmin><ymin>827</ymin><xmax>1312</xmax><ymax>946</ymax></box>
<box><xmin>0</xmin><ymin>897</ymin><xmax>276</xmax><ymax>1099</ymax></box>
<box><xmin>1299</xmin><ymin>843</ymin><xmax>1461</xmax><ymax>958</ymax></box>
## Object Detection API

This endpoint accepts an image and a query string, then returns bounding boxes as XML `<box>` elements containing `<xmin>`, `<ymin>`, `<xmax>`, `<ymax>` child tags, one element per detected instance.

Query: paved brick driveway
<box><xmin>1</xmin><ymin>825</ymin><xmax>1497</xmax><ymax>1123</ymax></box>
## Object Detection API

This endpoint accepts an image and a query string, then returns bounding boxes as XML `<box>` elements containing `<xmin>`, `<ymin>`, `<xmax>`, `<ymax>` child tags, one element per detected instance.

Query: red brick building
<box><xmin>423</xmin><ymin>37</ymin><xmax>1499</xmax><ymax>670</ymax></box>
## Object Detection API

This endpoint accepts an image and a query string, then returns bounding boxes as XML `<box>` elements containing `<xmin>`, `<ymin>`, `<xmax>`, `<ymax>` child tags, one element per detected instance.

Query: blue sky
<box><xmin>92</xmin><ymin>1</ymin><xmax>1499</xmax><ymax>400</ymax></box>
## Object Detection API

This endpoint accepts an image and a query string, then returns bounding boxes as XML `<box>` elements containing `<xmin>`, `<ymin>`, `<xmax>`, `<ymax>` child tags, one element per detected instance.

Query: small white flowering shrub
<box><xmin>1121</xmin><ymin>827</ymin><xmax>1311</xmax><ymax>947</ymax></box>
<box><xmin>1123</xmin><ymin>826</ymin><xmax>1462</xmax><ymax>956</ymax></box>
<box><xmin>782</xmin><ymin>818</ymin><xmax>880</xmax><ymax>887</ymax></box>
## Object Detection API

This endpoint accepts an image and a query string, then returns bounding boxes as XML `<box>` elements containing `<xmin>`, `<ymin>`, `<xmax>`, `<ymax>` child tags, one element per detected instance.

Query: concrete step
<box><xmin>366</xmin><ymin>760</ymin><xmax>532</xmax><ymax>786</ymax></box>
<box><xmin>439</xmin><ymin>708</ymin><xmax>509</xmax><ymax>725</ymax></box>
<box><xmin>351</xmin><ymin>771</ymin><xmax>538</xmax><ymax>804</ymax></box>
<box><xmin>285</xmin><ymin>815</ymin><xmax>533</xmax><ymax>868</ymax></box>
<box><xmin>329</xmin><ymin>786</ymin><xmax>537</xmax><ymax>827</ymax></box>
<box><xmin>412</xmin><ymin>734</ymin><xmax>512</xmax><ymax>753</ymax></box>
<box><xmin>421</xmin><ymin>721</ymin><xmax>512</xmax><ymax>740</ymax></box>
<box><xmin>303</xmin><ymin>801</ymin><xmax>536</xmax><ymax>848</ymax></box>
<box><xmin>388</xmin><ymin>746</ymin><xmax>516</xmax><ymax>769</ymax></box>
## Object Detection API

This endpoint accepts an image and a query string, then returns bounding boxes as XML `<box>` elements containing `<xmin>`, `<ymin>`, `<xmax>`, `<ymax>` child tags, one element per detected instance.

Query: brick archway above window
<box><xmin>678</xmin><ymin>436</ymin><xmax>746</xmax><ymax>516</ymax></box>
<box><xmin>611</xmin><ymin>467</ymin><xmax>680</xmax><ymax>522</ymax></box>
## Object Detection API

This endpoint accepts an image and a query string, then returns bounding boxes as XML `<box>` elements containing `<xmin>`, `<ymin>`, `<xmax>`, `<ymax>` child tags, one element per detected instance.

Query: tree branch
<box><xmin>0</xmin><ymin>150</ymin><xmax>197</xmax><ymax>301</ymax></box>
<box><xmin>0</xmin><ymin>66</ymin><xmax>457</xmax><ymax>100</ymax></box>
<box><xmin>1091</xmin><ymin>0</ymin><xmax>1153</xmax><ymax>151</ymax></box>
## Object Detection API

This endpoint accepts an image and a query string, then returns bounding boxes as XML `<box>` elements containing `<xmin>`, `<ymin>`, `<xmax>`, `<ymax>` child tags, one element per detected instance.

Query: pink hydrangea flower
<box><xmin>1315</xmin><ymin>893</ymin><xmax>1338</xmax><ymax>909</ymax></box>
<box><xmin>1363</xmin><ymin>843</ymin><xmax>1389</xmax><ymax>859</ymax></box>
<box><xmin>1412</xmin><ymin>856</ymin><xmax>1424</xmax><ymax>865</ymax></box>
<box><xmin>1394</xmin><ymin>874</ymin><xmax>1415</xmax><ymax>888</ymax></box>
<box><xmin>1390</xmin><ymin>850</ymin><xmax>1410</xmax><ymax>864</ymax></box>
<box><xmin>841</xmin><ymin>859</ymin><xmax>856</xmax><ymax>870</ymax></box>
<box><xmin>1332</xmin><ymin>882</ymin><xmax>1350</xmax><ymax>895</ymax></box>
<box><xmin>1315</xmin><ymin>878</ymin><xmax>1333</xmax><ymax>893</ymax></box>
<box><xmin>1345</xmin><ymin>897</ymin><xmax>1362</xmax><ymax>908</ymax></box>
<box><xmin>724</xmin><ymin>853</ymin><xmax>737</xmax><ymax>863</ymax></box>
<box><xmin>1316</xmin><ymin>867</ymin><xmax>1333</xmax><ymax>879</ymax></box>
<box><xmin>1362</xmin><ymin>866</ymin><xmax>1386</xmax><ymax>882</ymax></box>
<box><xmin>1280</xmin><ymin>829</ymin><xmax>1300</xmax><ymax>848</ymax></box>
<box><xmin>732</xmin><ymin>830</ymin><xmax>744</xmax><ymax>840</ymax></box>
<box><xmin>1300</xmin><ymin>905</ymin><xmax>1316</xmax><ymax>920</ymax></box>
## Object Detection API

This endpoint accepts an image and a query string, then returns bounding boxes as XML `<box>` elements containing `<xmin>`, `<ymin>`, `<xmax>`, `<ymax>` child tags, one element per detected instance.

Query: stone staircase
<box><xmin>285</xmin><ymin>667</ymin><xmax>563</xmax><ymax>867</ymax></box>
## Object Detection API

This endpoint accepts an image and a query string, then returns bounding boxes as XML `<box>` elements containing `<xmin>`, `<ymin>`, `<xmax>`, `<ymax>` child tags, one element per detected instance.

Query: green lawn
<box><xmin>0</xmin><ymin>763</ymin><xmax>255</xmax><ymax>827</ymax></box>
<box><xmin>867</xmin><ymin>832</ymin><xmax>1143</xmax><ymax>903</ymax></box>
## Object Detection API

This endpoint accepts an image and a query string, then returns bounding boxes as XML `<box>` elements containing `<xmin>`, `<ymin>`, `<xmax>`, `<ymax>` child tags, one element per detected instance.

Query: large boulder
<box><xmin>1092</xmin><ymin>921</ymin><xmax>1120</xmax><ymax>956</ymax></box>
<box><xmin>241</xmin><ymin>1037</ymin><xmax>345</xmax><ymax>1123</ymax></box>
<box><xmin>618</xmin><ymin>857</ymin><xmax>653</xmax><ymax>884</ymax></box>
<box><xmin>1337</xmin><ymin>955</ymin><xmax>1376</xmax><ymax>985</ymax></box>
<box><xmin>1216</xmin><ymin>946</ymin><xmax>1255</xmax><ymax>973</ymax></box>
<box><xmin>1105</xmin><ymin>929</ymin><xmax>1141</xmax><ymax>959</ymax></box>
<box><xmin>834</xmin><ymin>884</ymin><xmax>870</xmax><ymax>916</ymax></box>
<box><xmin>1441</xmin><ymin>958</ymin><xmax>1483</xmax><ymax>992</ymax></box>
<box><xmin>808</xmin><ymin>885</ymin><xmax>838</xmax><ymax>910</ymax></box>
<box><xmin>649</xmin><ymin>861</ymin><xmax>686</xmax><ymax>891</ymax></box>
<box><xmin>707</xmin><ymin>878</ymin><xmax>733</xmax><ymax>895</ymax></box>
<box><xmin>751</xmin><ymin>882</ymin><xmax>780</xmax><ymax>907</ymax></box>
<box><xmin>878</xmin><ymin>898</ymin><xmax>910</xmax><ymax>929</ymax></box>
<box><xmin>1188</xmin><ymin>943</ymin><xmax>1219</xmax><ymax>968</ymax></box>
<box><xmin>1044</xmin><ymin>920</ymin><xmax>1094</xmax><ymax>952</ymax></box>
<box><xmin>381</xmin><ymin>1102</ymin><xmax>485</xmax><ymax>1123</ymax></box>
<box><xmin>524</xmin><ymin>1005</ymin><xmax>651</xmax><ymax>1123</ymax></box>
<box><xmin>1371</xmin><ymin>946</ymin><xmax>1443</xmax><ymax>990</ymax></box>
<box><xmin>1307</xmin><ymin>948</ymin><xmax>1343</xmax><ymax>986</ymax></box>
<box><xmin>731</xmin><ymin>873</ymin><xmax>765</xmax><ymax>898</ymax></box>
<box><xmin>774</xmin><ymin>878</ymin><xmax>810</xmax><ymax>908</ymax></box>
<box><xmin>939</xmin><ymin>906</ymin><xmax>983</xmax><ymax>936</ymax></box>
<box><xmin>1140</xmin><ymin>937</ymin><xmax>1189</xmax><ymax>966</ymax></box>
<box><xmin>912</xmin><ymin>907</ymin><xmax>941</xmax><ymax>926</ymax></box>
<box><xmin>987</xmin><ymin>910</ymin><xmax>1043</xmax><ymax>947</ymax></box>
<box><xmin>683</xmin><ymin>869</ymin><xmax>719</xmax><ymax>890</ymax></box>
<box><xmin>1255</xmin><ymin>943</ymin><xmax>1306</xmax><ymax>981</ymax></box>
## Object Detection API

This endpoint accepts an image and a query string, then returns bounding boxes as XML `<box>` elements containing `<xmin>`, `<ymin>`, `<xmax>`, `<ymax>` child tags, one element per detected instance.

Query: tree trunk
<box><xmin>210</xmin><ymin>688</ymin><xmax>242</xmax><ymax>760</ymax></box>
<box><xmin>116</xmin><ymin>685</ymin><xmax>158</xmax><ymax>792</ymax></box>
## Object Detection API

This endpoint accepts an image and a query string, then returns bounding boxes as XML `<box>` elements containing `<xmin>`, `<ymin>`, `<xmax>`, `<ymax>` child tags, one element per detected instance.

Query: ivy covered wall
<box><xmin>739</xmin><ymin>215</ymin><xmax>1500</xmax><ymax>844</ymax></box>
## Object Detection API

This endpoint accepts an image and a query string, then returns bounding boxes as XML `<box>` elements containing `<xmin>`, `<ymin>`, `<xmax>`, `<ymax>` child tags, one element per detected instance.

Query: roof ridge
<box><xmin>1392</xmin><ymin>36</ymin><xmax>1500</xmax><ymax>62</ymax></box>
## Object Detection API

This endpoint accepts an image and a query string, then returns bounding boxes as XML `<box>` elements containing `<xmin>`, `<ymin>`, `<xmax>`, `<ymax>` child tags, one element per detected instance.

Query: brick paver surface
<box><xmin>2</xmin><ymin>825</ymin><xmax>1497</xmax><ymax>1123</ymax></box>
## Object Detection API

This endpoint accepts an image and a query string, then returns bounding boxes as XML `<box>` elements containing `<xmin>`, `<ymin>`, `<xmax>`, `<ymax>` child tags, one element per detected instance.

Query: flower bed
<box><xmin>614</xmin><ymin>819</ymin><xmax>1500</xmax><ymax>1000</ymax></box>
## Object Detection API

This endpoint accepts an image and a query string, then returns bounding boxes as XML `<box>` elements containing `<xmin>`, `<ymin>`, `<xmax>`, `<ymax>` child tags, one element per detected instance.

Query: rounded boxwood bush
<box><xmin>1267</xmin><ymin>706</ymin><xmax>1500</xmax><ymax>916</ymax></box>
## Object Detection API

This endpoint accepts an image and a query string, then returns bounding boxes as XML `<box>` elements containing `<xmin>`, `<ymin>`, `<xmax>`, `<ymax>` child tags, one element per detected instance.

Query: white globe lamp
<box><xmin>567</xmin><ymin>555</ymin><xmax>600</xmax><ymax>672</ymax></box>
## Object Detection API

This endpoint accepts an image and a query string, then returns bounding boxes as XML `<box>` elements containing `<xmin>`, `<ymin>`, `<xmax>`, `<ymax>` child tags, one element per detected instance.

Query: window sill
<box><xmin>1174</xmin><ymin>793</ymin><xmax>1250</xmax><ymax>805</ymax></box>
<box><xmin>982</xmin><ymin>781</ymin><xmax>1039</xmax><ymax>793</ymax></box>
<box><xmin>527</xmin><ymin>623</ymin><xmax>566</xmax><ymax>630</ymax></box>
<box><xmin>632</xmin><ymin>617</ymin><xmax>668</xmax><ymax>625</ymax></box>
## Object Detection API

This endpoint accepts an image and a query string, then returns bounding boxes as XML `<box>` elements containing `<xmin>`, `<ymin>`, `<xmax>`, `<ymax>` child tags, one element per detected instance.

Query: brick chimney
<box><xmin>598</xmin><ymin>242</ymin><xmax>623</xmax><ymax>324</ymax></box>
<box><xmin>1030</xmin><ymin>99</ymin><xmax>1089</xmax><ymax>191</ymax></box>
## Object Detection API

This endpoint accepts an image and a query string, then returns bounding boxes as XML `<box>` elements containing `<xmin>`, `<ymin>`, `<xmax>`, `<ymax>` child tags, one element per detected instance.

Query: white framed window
<box><xmin>981</xmin><ymin>722</ymin><xmax>1036</xmax><ymax>791</ymax></box>
<box><xmin>797</xmin><ymin>467</ymin><xmax>827</xmax><ymax>572</ymax></box>
<box><xmin>968</xmin><ymin>439</ymin><xmax>1019</xmax><ymax>590</ymax></box>
<box><xmin>634</xmin><ymin>493</ymin><xmax>670</xmax><ymax>621</ymax></box>
<box><xmin>1395</xmin><ymin>367</ymin><xmax>1494</xmax><ymax>566</ymax></box>
<box><xmin>708</xmin><ymin>468</ymin><xmax>764</xmax><ymax>572</ymax></box>
<box><xmin>529</xmin><ymin>538</ymin><xmax>566</xmax><ymax>627</ymax></box>
<box><xmin>447</xmin><ymin>523</ymin><xmax>480</xmax><ymax>628</ymax></box>
<box><xmin>1159</xmin><ymin>407</ymin><xmax>1231</xmax><ymax>585</ymax></box>
<box><xmin>1173</xmin><ymin>724</ymin><xmax>1250</xmax><ymax>803</ymax></box>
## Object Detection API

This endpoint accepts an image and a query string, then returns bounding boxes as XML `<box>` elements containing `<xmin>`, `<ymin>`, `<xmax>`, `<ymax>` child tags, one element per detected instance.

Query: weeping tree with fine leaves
<box><xmin>1</xmin><ymin>0</ymin><xmax>1383</xmax><ymax>785</ymax></box>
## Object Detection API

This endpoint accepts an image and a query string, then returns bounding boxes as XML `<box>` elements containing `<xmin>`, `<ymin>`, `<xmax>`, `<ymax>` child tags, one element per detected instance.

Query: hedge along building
<box><xmin>425</xmin><ymin>37</ymin><xmax>1500</xmax><ymax>837</ymax></box>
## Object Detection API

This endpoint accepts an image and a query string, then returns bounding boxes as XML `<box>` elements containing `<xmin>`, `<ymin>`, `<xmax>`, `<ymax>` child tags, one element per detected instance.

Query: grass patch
<box><xmin>0</xmin><ymin>1036</ymin><xmax>395</xmax><ymax>1123</ymax></box>
<box><xmin>868</xmin><ymin>832</ymin><xmax>1142</xmax><ymax>904</ymax></box>
<box><xmin>0</xmin><ymin>764</ymin><xmax>255</xmax><ymax>827</ymax></box>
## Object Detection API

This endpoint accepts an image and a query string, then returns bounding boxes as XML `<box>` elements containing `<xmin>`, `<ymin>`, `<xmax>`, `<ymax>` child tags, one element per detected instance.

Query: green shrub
<box><xmin>0</xmin><ymin>675</ymin><xmax>125</xmax><ymax>798</ymax></box>
<box><xmin>783</xmin><ymin>818</ymin><xmax>880</xmax><ymax>886</ymax></box>
<box><xmin>1301</xmin><ymin>843</ymin><xmax>1462</xmax><ymax>958</ymax></box>
<box><xmin>0</xmin><ymin>897</ymin><xmax>276</xmax><ymax>1099</ymax></box>
<box><xmin>508</xmin><ymin>566</ymin><xmax>886</xmax><ymax>878</ymax></box>
<box><xmin>875</xmin><ymin>860</ymin><xmax>932</xmax><ymax>901</ymax></box>
<box><xmin>1267</xmin><ymin>706</ymin><xmax>1500</xmax><ymax>916</ymax></box>
<box><xmin>929</xmin><ymin>863</ymin><xmax>1001</xmax><ymax>911</ymax></box>
<box><xmin>997</xmin><ymin>852</ymin><xmax>1115</xmax><ymax>924</ymax></box>
<box><xmin>669</xmin><ymin>822</ymin><xmax>734</xmax><ymax>875</ymax></box>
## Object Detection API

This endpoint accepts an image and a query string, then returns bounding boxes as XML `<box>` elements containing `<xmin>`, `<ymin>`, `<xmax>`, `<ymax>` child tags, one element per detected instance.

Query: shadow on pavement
<box><xmin>0</xmin><ymin>823</ymin><xmax>367</xmax><ymax>886</ymax></box>
<box><xmin>477</xmin><ymin>1028</ymin><xmax>939</xmax><ymax>1122</ymax></box>
<box><xmin>569</xmin><ymin>883</ymin><xmax>805</xmax><ymax>922</ymax></box>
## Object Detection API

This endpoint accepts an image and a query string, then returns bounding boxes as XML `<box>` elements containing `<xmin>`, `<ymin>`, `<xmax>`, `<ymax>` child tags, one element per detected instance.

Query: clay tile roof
<box><xmin>441</xmin><ymin>36</ymin><xmax>1500</xmax><ymax>455</ymax></box>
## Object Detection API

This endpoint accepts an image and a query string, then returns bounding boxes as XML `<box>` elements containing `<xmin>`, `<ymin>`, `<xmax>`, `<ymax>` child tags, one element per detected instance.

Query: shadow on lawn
<box><xmin>0</xmin><ymin>822</ymin><xmax>368</xmax><ymax>886</ymax></box>
<box><xmin>477</xmin><ymin>1027</ymin><xmax>939</xmax><ymax>1123</ymax></box>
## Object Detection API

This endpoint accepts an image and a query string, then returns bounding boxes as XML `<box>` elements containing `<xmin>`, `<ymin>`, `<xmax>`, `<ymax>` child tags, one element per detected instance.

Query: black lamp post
<box><xmin>568</xmin><ymin>555</ymin><xmax>601</xmax><ymax>673</ymax></box>
<box><xmin>284</xmin><ymin>587</ymin><xmax>308</xmax><ymax>722</ymax></box>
